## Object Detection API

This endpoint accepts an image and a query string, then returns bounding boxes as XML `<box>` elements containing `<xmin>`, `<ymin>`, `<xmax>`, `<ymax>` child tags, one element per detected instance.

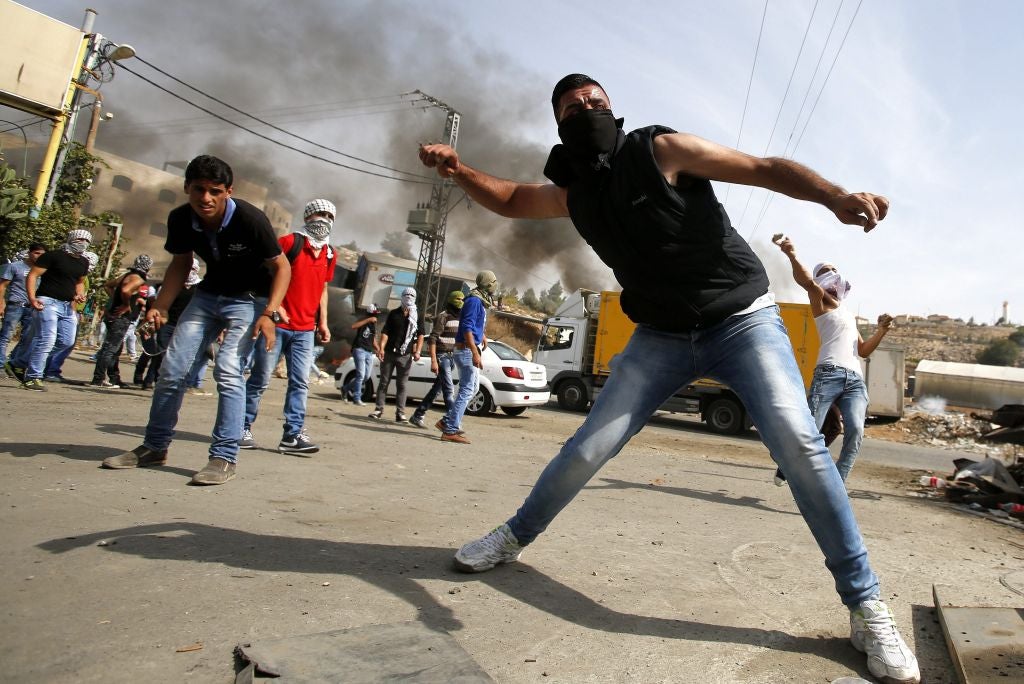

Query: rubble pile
<box><xmin>894</xmin><ymin>408</ymin><xmax>1018</xmax><ymax>459</ymax></box>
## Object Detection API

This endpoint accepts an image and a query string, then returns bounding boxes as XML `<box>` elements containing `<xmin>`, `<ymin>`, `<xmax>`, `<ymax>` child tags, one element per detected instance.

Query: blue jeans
<box><xmin>414</xmin><ymin>352</ymin><xmax>456</xmax><ymax>417</ymax></box>
<box><xmin>143</xmin><ymin>290</ymin><xmax>265</xmax><ymax>463</ymax></box>
<box><xmin>344</xmin><ymin>347</ymin><xmax>375</xmax><ymax>402</ymax></box>
<box><xmin>440</xmin><ymin>347</ymin><xmax>478</xmax><ymax>433</ymax></box>
<box><xmin>808</xmin><ymin>364</ymin><xmax>869</xmax><ymax>481</ymax></box>
<box><xmin>0</xmin><ymin>304</ymin><xmax>33</xmax><ymax>367</ymax></box>
<box><xmin>506</xmin><ymin>306</ymin><xmax>879</xmax><ymax>608</ymax></box>
<box><xmin>244</xmin><ymin>327</ymin><xmax>315</xmax><ymax>437</ymax></box>
<box><xmin>14</xmin><ymin>297</ymin><xmax>78</xmax><ymax>380</ymax></box>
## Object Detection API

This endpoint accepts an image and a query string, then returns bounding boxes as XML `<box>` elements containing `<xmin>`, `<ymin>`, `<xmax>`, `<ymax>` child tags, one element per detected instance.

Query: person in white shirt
<box><xmin>773</xmin><ymin>235</ymin><xmax>893</xmax><ymax>483</ymax></box>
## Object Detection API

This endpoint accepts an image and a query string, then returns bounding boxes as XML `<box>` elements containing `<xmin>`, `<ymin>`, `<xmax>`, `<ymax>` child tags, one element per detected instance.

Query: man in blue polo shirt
<box><xmin>436</xmin><ymin>270</ymin><xmax>497</xmax><ymax>444</ymax></box>
<box><xmin>102</xmin><ymin>155</ymin><xmax>290</xmax><ymax>485</ymax></box>
<box><xmin>0</xmin><ymin>243</ymin><xmax>46</xmax><ymax>372</ymax></box>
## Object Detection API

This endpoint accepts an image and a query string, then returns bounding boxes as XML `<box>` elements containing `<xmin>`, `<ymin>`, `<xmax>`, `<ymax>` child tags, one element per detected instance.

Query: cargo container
<box><xmin>535</xmin><ymin>289</ymin><xmax>904</xmax><ymax>433</ymax></box>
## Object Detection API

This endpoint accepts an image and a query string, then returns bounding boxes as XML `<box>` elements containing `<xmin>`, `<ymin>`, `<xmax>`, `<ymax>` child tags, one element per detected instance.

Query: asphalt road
<box><xmin>1</xmin><ymin>352</ymin><xmax>1020</xmax><ymax>683</ymax></box>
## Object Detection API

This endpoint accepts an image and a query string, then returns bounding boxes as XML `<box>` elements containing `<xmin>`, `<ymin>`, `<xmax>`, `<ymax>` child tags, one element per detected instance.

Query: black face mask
<box><xmin>558</xmin><ymin>109</ymin><xmax>619</xmax><ymax>159</ymax></box>
<box><xmin>544</xmin><ymin>110</ymin><xmax>623</xmax><ymax>187</ymax></box>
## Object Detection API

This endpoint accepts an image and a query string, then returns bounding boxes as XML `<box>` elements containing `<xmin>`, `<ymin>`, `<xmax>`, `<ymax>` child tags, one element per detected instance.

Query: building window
<box><xmin>112</xmin><ymin>175</ymin><xmax>133</xmax><ymax>191</ymax></box>
<box><xmin>149</xmin><ymin>222</ymin><xmax>167</xmax><ymax>237</ymax></box>
<box><xmin>158</xmin><ymin>188</ymin><xmax>177</xmax><ymax>204</ymax></box>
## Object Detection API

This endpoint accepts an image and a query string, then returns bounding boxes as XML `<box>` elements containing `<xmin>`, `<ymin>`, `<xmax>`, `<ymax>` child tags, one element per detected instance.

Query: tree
<box><xmin>976</xmin><ymin>339</ymin><xmax>1022</xmax><ymax>366</ymax></box>
<box><xmin>1008</xmin><ymin>327</ymin><xmax>1024</xmax><ymax>347</ymax></box>
<box><xmin>380</xmin><ymin>230</ymin><xmax>414</xmax><ymax>260</ymax></box>
<box><xmin>0</xmin><ymin>143</ymin><xmax>112</xmax><ymax>260</ymax></box>
<box><xmin>521</xmin><ymin>288</ymin><xmax>539</xmax><ymax>309</ymax></box>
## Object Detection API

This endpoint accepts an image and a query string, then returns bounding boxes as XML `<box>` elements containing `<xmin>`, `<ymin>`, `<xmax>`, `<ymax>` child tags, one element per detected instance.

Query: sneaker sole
<box><xmin>278</xmin><ymin>446</ymin><xmax>320</xmax><ymax>454</ymax></box>
<box><xmin>452</xmin><ymin>551</ymin><xmax>522</xmax><ymax>573</ymax></box>
<box><xmin>238</xmin><ymin>444</ymin><xmax>257</xmax><ymax>450</ymax></box>
<box><xmin>102</xmin><ymin>458</ymin><xmax>167</xmax><ymax>470</ymax></box>
<box><xmin>190</xmin><ymin>473</ymin><xmax>236</xmax><ymax>485</ymax></box>
<box><xmin>850</xmin><ymin>632</ymin><xmax>920</xmax><ymax>684</ymax></box>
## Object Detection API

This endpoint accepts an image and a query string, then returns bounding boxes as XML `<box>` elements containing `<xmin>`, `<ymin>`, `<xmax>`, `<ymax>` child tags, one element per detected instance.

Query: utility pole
<box><xmin>406</xmin><ymin>91</ymin><xmax>460</xmax><ymax>321</ymax></box>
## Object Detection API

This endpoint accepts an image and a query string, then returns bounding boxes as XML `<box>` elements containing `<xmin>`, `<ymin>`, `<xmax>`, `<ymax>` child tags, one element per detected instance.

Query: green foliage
<box><xmin>0</xmin><ymin>145</ymin><xmax>118</xmax><ymax>259</ymax></box>
<box><xmin>0</xmin><ymin>162</ymin><xmax>31</xmax><ymax>222</ymax></box>
<box><xmin>500</xmin><ymin>286</ymin><xmax>519</xmax><ymax>307</ymax></box>
<box><xmin>976</xmin><ymin>338</ymin><xmax>1022</xmax><ymax>366</ymax></box>
<box><xmin>521</xmin><ymin>288</ymin><xmax>539</xmax><ymax>309</ymax></box>
<box><xmin>52</xmin><ymin>142</ymin><xmax>106</xmax><ymax>208</ymax></box>
<box><xmin>537</xmin><ymin>280</ymin><xmax>566</xmax><ymax>315</ymax></box>
<box><xmin>1008</xmin><ymin>327</ymin><xmax>1024</xmax><ymax>347</ymax></box>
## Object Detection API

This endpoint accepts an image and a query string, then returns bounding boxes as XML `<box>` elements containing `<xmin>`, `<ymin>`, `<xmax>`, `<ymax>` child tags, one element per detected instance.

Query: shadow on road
<box><xmin>37</xmin><ymin>521</ymin><xmax>870</xmax><ymax>673</ymax></box>
<box><xmin>586</xmin><ymin>477</ymin><xmax>801</xmax><ymax>516</ymax></box>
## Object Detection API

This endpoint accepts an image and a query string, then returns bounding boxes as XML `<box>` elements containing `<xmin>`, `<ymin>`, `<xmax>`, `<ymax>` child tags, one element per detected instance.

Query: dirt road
<box><xmin>1</xmin><ymin>353</ymin><xmax>1020</xmax><ymax>683</ymax></box>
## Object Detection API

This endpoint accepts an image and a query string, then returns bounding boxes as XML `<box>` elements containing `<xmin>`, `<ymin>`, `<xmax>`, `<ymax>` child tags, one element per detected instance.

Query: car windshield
<box><xmin>487</xmin><ymin>340</ymin><xmax>526</xmax><ymax>361</ymax></box>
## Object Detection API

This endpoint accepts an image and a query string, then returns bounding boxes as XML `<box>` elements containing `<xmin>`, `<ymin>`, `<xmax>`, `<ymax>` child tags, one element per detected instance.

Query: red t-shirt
<box><xmin>278</xmin><ymin>233</ymin><xmax>336</xmax><ymax>332</ymax></box>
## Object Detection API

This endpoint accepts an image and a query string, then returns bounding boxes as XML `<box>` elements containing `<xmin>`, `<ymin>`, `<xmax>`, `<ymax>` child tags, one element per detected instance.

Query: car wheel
<box><xmin>340</xmin><ymin>371</ymin><xmax>374</xmax><ymax>402</ymax></box>
<box><xmin>556</xmin><ymin>378</ymin><xmax>589</xmax><ymax>411</ymax></box>
<box><xmin>500</xmin><ymin>406</ymin><xmax>527</xmax><ymax>416</ymax></box>
<box><xmin>465</xmin><ymin>387</ymin><xmax>494</xmax><ymax>416</ymax></box>
<box><xmin>704</xmin><ymin>397</ymin><xmax>745</xmax><ymax>435</ymax></box>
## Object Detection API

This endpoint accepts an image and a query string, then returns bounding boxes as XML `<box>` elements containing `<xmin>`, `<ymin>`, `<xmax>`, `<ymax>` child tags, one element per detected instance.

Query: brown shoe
<box><xmin>102</xmin><ymin>445</ymin><xmax>168</xmax><ymax>469</ymax></box>
<box><xmin>190</xmin><ymin>458</ymin><xmax>236</xmax><ymax>485</ymax></box>
<box><xmin>435</xmin><ymin>419</ymin><xmax>466</xmax><ymax>435</ymax></box>
<box><xmin>441</xmin><ymin>432</ymin><xmax>471</xmax><ymax>444</ymax></box>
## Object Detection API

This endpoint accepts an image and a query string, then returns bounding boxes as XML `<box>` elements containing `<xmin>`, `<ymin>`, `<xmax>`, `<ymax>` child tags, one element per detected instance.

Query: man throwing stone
<box><xmin>418</xmin><ymin>74</ymin><xmax>919</xmax><ymax>683</ymax></box>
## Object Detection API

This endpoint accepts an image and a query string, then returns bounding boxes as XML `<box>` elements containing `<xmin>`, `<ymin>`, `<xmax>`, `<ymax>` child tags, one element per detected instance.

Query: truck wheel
<box><xmin>557</xmin><ymin>378</ymin><xmax>589</xmax><ymax>411</ymax></box>
<box><xmin>466</xmin><ymin>388</ymin><xmax>494</xmax><ymax>416</ymax></box>
<box><xmin>704</xmin><ymin>397</ymin><xmax>745</xmax><ymax>435</ymax></box>
<box><xmin>500</xmin><ymin>406</ymin><xmax>527</xmax><ymax>416</ymax></box>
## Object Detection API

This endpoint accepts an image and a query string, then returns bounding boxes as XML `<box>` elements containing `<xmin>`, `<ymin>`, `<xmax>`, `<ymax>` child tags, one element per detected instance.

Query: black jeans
<box><xmin>92</xmin><ymin>316</ymin><xmax>131</xmax><ymax>384</ymax></box>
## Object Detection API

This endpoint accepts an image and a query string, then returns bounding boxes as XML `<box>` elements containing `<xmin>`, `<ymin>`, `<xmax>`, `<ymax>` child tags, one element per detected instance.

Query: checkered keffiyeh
<box><xmin>303</xmin><ymin>199</ymin><xmax>336</xmax><ymax>221</ymax></box>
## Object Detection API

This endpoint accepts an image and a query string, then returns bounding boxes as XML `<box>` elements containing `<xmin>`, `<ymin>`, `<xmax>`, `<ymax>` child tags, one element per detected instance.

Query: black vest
<box><xmin>566</xmin><ymin>125</ymin><xmax>769</xmax><ymax>331</ymax></box>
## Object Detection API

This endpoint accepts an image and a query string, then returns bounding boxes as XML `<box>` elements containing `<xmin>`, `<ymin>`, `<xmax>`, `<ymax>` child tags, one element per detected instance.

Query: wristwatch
<box><xmin>262</xmin><ymin>310</ymin><xmax>282</xmax><ymax>323</ymax></box>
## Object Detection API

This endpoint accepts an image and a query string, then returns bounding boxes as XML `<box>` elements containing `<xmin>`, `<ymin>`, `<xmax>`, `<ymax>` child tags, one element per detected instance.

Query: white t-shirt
<box><xmin>814</xmin><ymin>305</ymin><xmax>862</xmax><ymax>372</ymax></box>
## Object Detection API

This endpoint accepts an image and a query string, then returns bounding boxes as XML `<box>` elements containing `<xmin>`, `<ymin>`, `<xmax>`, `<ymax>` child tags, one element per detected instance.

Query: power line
<box><xmin>109</xmin><ymin>103</ymin><xmax>434</xmax><ymax>140</ymax></box>
<box><xmin>724</xmin><ymin>0</ymin><xmax>769</xmax><ymax>208</ymax></box>
<box><xmin>117</xmin><ymin>62</ymin><xmax>434</xmax><ymax>185</ymax></box>
<box><xmin>747</xmin><ymin>0</ymin><xmax>864</xmax><ymax>242</ymax></box>
<box><xmin>131</xmin><ymin>56</ymin><xmax>434</xmax><ymax>180</ymax></box>
<box><xmin>111</xmin><ymin>94</ymin><xmax>430</xmax><ymax>135</ymax></box>
<box><xmin>734</xmin><ymin>0</ymin><xmax>820</xmax><ymax>230</ymax></box>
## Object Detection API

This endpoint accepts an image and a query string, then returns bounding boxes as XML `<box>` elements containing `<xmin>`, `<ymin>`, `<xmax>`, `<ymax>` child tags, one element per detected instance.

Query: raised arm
<box><xmin>859</xmin><ymin>314</ymin><xmax>894</xmax><ymax>358</ymax></box>
<box><xmin>418</xmin><ymin>144</ymin><xmax>568</xmax><ymax>219</ymax></box>
<box><xmin>772</xmin><ymin>235</ymin><xmax>835</xmax><ymax>317</ymax></box>
<box><xmin>653</xmin><ymin>133</ymin><xmax>889</xmax><ymax>231</ymax></box>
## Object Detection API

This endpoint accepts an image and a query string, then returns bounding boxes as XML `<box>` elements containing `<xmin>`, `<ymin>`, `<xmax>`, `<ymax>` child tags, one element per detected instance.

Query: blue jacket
<box><xmin>456</xmin><ymin>295</ymin><xmax>486</xmax><ymax>346</ymax></box>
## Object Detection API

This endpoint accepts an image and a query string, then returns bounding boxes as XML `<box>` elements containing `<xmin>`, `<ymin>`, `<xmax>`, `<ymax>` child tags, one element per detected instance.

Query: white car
<box><xmin>334</xmin><ymin>340</ymin><xmax>551</xmax><ymax>416</ymax></box>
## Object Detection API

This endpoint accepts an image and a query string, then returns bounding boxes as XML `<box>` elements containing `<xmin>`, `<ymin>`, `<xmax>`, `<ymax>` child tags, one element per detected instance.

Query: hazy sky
<box><xmin>7</xmin><ymin>0</ymin><xmax>1023</xmax><ymax>324</ymax></box>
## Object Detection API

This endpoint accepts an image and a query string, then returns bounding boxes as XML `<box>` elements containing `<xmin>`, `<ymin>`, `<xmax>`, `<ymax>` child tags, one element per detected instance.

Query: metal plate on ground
<box><xmin>933</xmin><ymin>585</ymin><xmax>1024</xmax><ymax>683</ymax></box>
<box><xmin>235</xmin><ymin>621</ymin><xmax>494</xmax><ymax>683</ymax></box>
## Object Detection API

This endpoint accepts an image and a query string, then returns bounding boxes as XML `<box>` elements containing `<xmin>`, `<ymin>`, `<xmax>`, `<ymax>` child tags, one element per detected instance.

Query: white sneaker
<box><xmin>850</xmin><ymin>599</ymin><xmax>920</xmax><ymax>683</ymax></box>
<box><xmin>453</xmin><ymin>523</ymin><xmax>523</xmax><ymax>573</ymax></box>
<box><xmin>239</xmin><ymin>428</ymin><xmax>256</xmax><ymax>449</ymax></box>
<box><xmin>773</xmin><ymin>469</ymin><xmax>787</xmax><ymax>487</ymax></box>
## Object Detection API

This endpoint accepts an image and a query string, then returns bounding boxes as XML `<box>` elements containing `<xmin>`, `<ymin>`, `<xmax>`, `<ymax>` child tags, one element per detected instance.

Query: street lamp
<box><xmin>30</xmin><ymin>13</ymin><xmax>136</xmax><ymax>217</ymax></box>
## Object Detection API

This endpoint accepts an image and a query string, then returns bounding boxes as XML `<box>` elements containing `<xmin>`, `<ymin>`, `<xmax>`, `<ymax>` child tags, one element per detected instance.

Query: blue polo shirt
<box><xmin>456</xmin><ymin>295</ymin><xmax>487</xmax><ymax>346</ymax></box>
<box><xmin>1</xmin><ymin>260</ymin><xmax>32</xmax><ymax>304</ymax></box>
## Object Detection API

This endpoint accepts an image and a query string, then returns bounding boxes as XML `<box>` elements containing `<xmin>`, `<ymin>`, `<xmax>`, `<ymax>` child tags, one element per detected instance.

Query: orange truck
<box><xmin>534</xmin><ymin>290</ymin><xmax>902</xmax><ymax>434</ymax></box>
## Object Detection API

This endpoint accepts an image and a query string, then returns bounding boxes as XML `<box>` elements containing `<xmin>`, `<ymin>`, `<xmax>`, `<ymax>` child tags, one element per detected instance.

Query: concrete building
<box><xmin>82</xmin><ymin>148</ymin><xmax>293</xmax><ymax>279</ymax></box>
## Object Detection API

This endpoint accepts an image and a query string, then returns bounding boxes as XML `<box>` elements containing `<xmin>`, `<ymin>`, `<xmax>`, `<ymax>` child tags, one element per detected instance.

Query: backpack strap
<box><xmin>286</xmin><ymin>234</ymin><xmax>335</xmax><ymax>269</ymax></box>
<box><xmin>286</xmin><ymin>233</ymin><xmax>306</xmax><ymax>263</ymax></box>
